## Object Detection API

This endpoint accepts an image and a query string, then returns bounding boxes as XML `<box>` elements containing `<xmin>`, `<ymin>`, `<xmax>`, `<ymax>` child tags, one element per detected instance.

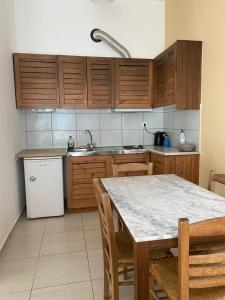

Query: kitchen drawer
<box><xmin>112</xmin><ymin>153</ymin><xmax>150</xmax><ymax>164</ymax></box>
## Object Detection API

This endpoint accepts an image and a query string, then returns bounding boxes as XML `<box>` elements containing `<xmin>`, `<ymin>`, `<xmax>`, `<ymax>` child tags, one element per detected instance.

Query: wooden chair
<box><xmin>149</xmin><ymin>217</ymin><xmax>225</xmax><ymax>300</ymax></box>
<box><xmin>112</xmin><ymin>162</ymin><xmax>153</xmax><ymax>177</ymax></box>
<box><xmin>93</xmin><ymin>178</ymin><xmax>171</xmax><ymax>300</ymax></box>
<box><xmin>208</xmin><ymin>170</ymin><xmax>225</xmax><ymax>192</ymax></box>
<box><xmin>112</xmin><ymin>162</ymin><xmax>153</xmax><ymax>233</ymax></box>
<box><xmin>93</xmin><ymin>178</ymin><xmax>134</xmax><ymax>300</ymax></box>
<box><xmin>189</xmin><ymin>170</ymin><xmax>225</xmax><ymax>254</ymax></box>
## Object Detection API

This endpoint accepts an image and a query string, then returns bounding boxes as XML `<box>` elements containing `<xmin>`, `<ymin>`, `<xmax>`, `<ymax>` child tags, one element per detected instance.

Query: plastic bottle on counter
<box><xmin>67</xmin><ymin>136</ymin><xmax>75</xmax><ymax>151</ymax></box>
<box><xmin>163</xmin><ymin>134</ymin><xmax>171</xmax><ymax>148</ymax></box>
<box><xmin>178</xmin><ymin>129</ymin><xmax>186</xmax><ymax>145</ymax></box>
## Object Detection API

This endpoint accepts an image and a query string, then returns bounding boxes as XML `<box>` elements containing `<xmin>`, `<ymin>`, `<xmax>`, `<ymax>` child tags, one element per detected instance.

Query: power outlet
<box><xmin>142</xmin><ymin>122</ymin><xmax>147</xmax><ymax>128</ymax></box>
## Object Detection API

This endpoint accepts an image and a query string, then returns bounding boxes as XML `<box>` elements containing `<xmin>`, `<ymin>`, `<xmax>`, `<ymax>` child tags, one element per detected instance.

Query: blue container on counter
<box><xmin>163</xmin><ymin>135</ymin><xmax>171</xmax><ymax>147</ymax></box>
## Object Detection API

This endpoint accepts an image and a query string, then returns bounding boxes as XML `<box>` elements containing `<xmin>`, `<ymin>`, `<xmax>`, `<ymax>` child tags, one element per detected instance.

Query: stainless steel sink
<box><xmin>71</xmin><ymin>146</ymin><xmax>94</xmax><ymax>153</ymax></box>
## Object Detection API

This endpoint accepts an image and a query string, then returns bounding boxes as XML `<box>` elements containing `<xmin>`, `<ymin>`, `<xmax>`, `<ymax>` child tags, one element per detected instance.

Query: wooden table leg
<box><xmin>133</xmin><ymin>241</ymin><xmax>149</xmax><ymax>300</ymax></box>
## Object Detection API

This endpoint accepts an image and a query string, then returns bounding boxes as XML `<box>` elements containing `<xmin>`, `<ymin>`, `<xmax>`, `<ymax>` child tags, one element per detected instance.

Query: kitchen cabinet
<box><xmin>153</xmin><ymin>40</ymin><xmax>202</xmax><ymax>109</ymax></box>
<box><xmin>87</xmin><ymin>57</ymin><xmax>114</xmax><ymax>108</ymax></box>
<box><xmin>13</xmin><ymin>53</ymin><xmax>59</xmax><ymax>108</ymax></box>
<box><xmin>151</xmin><ymin>152</ymin><xmax>199</xmax><ymax>184</ymax></box>
<box><xmin>67</xmin><ymin>155</ymin><xmax>111</xmax><ymax>212</ymax></box>
<box><xmin>58</xmin><ymin>56</ymin><xmax>87</xmax><ymax>108</ymax></box>
<box><xmin>114</xmin><ymin>58</ymin><xmax>153</xmax><ymax>109</ymax></box>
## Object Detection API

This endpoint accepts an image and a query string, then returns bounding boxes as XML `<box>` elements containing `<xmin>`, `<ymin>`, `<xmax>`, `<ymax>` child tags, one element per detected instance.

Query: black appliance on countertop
<box><xmin>154</xmin><ymin>131</ymin><xmax>166</xmax><ymax>146</ymax></box>
<box><xmin>123</xmin><ymin>145</ymin><xmax>144</xmax><ymax>150</ymax></box>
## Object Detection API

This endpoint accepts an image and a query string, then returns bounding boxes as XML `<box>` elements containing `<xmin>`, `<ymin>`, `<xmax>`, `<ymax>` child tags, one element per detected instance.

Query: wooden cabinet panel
<box><xmin>67</xmin><ymin>156</ymin><xmax>111</xmax><ymax>211</ymax></box>
<box><xmin>151</xmin><ymin>153</ymin><xmax>199</xmax><ymax>184</ymax></box>
<box><xmin>165</xmin><ymin>48</ymin><xmax>176</xmax><ymax>106</ymax></box>
<box><xmin>87</xmin><ymin>57</ymin><xmax>114</xmax><ymax>108</ymax></box>
<box><xmin>153</xmin><ymin>57</ymin><xmax>166</xmax><ymax>108</ymax></box>
<box><xmin>13</xmin><ymin>53</ymin><xmax>59</xmax><ymax>108</ymax></box>
<box><xmin>115</xmin><ymin>58</ymin><xmax>153</xmax><ymax>108</ymax></box>
<box><xmin>58</xmin><ymin>56</ymin><xmax>87</xmax><ymax>108</ymax></box>
<box><xmin>153</xmin><ymin>40</ymin><xmax>202</xmax><ymax>110</ymax></box>
<box><xmin>175</xmin><ymin>41</ymin><xmax>202</xmax><ymax>110</ymax></box>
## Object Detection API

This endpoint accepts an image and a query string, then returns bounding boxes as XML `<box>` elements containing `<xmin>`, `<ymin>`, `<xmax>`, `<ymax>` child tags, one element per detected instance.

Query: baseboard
<box><xmin>0</xmin><ymin>205</ymin><xmax>25</xmax><ymax>252</ymax></box>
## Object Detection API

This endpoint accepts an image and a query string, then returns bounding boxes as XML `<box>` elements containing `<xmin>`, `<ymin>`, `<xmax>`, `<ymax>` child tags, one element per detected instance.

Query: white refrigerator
<box><xmin>24</xmin><ymin>157</ymin><xmax>64</xmax><ymax>219</ymax></box>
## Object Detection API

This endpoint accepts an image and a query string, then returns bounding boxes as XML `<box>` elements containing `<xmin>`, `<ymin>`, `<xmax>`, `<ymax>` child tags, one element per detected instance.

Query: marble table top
<box><xmin>102</xmin><ymin>175</ymin><xmax>225</xmax><ymax>243</ymax></box>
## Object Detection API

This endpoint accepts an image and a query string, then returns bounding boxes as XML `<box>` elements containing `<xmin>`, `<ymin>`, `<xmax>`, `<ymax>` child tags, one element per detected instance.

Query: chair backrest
<box><xmin>178</xmin><ymin>217</ymin><xmax>225</xmax><ymax>299</ymax></box>
<box><xmin>208</xmin><ymin>170</ymin><xmax>225</xmax><ymax>192</ymax></box>
<box><xmin>112</xmin><ymin>162</ymin><xmax>153</xmax><ymax>177</ymax></box>
<box><xmin>93</xmin><ymin>178</ymin><xmax>118</xmax><ymax>281</ymax></box>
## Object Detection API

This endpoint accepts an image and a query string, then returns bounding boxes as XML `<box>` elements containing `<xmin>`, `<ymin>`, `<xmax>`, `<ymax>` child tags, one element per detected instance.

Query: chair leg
<box><xmin>111</xmin><ymin>279</ymin><xmax>119</xmax><ymax>300</ymax></box>
<box><xmin>104</xmin><ymin>271</ymin><xmax>110</xmax><ymax>299</ymax></box>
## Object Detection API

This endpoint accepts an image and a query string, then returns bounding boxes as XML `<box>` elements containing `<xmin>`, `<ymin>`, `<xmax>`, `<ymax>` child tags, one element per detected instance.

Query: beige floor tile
<box><xmin>92</xmin><ymin>278</ymin><xmax>134</xmax><ymax>300</ymax></box>
<box><xmin>84</xmin><ymin>229</ymin><xmax>102</xmax><ymax>250</ymax></box>
<box><xmin>11</xmin><ymin>219</ymin><xmax>46</xmax><ymax>238</ymax></box>
<box><xmin>40</xmin><ymin>230</ymin><xmax>85</xmax><ymax>256</ymax></box>
<box><xmin>87</xmin><ymin>249</ymin><xmax>103</xmax><ymax>279</ymax></box>
<box><xmin>45</xmin><ymin>214</ymin><xmax>83</xmax><ymax>234</ymax></box>
<box><xmin>0</xmin><ymin>291</ymin><xmax>30</xmax><ymax>300</ymax></box>
<box><xmin>82</xmin><ymin>212</ymin><xmax>100</xmax><ymax>230</ymax></box>
<box><xmin>33</xmin><ymin>252</ymin><xmax>90</xmax><ymax>289</ymax></box>
<box><xmin>0</xmin><ymin>258</ymin><xmax>37</xmax><ymax>294</ymax></box>
<box><xmin>0</xmin><ymin>235</ymin><xmax>42</xmax><ymax>261</ymax></box>
<box><xmin>31</xmin><ymin>281</ymin><xmax>93</xmax><ymax>300</ymax></box>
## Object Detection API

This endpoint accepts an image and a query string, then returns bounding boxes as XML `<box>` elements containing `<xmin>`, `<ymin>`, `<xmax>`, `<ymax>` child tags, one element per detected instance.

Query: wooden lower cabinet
<box><xmin>67</xmin><ymin>152</ymin><xmax>199</xmax><ymax>212</ymax></box>
<box><xmin>151</xmin><ymin>153</ymin><xmax>199</xmax><ymax>184</ymax></box>
<box><xmin>67</xmin><ymin>155</ymin><xmax>111</xmax><ymax>212</ymax></box>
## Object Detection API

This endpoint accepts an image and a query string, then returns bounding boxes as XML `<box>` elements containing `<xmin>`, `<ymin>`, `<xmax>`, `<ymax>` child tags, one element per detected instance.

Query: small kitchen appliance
<box><xmin>154</xmin><ymin>131</ymin><xmax>166</xmax><ymax>146</ymax></box>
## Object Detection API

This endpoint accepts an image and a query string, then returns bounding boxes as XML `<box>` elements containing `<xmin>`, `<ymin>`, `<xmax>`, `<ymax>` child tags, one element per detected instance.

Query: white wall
<box><xmin>14</xmin><ymin>0</ymin><xmax>165</xmax><ymax>58</ymax></box>
<box><xmin>0</xmin><ymin>0</ymin><xmax>25</xmax><ymax>249</ymax></box>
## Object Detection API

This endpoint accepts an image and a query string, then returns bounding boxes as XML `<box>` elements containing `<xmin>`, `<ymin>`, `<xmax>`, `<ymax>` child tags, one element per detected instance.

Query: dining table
<box><xmin>101</xmin><ymin>174</ymin><xmax>225</xmax><ymax>300</ymax></box>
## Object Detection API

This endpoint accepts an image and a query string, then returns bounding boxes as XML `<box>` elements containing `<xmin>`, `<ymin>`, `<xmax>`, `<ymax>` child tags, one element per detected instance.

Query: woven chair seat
<box><xmin>150</xmin><ymin>257</ymin><xmax>225</xmax><ymax>300</ymax></box>
<box><xmin>116</xmin><ymin>231</ymin><xmax>172</xmax><ymax>266</ymax></box>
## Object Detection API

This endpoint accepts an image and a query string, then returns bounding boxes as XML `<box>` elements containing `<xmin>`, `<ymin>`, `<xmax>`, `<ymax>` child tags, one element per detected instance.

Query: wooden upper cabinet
<box><xmin>153</xmin><ymin>56</ymin><xmax>166</xmax><ymax>108</ymax></box>
<box><xmin>13</xmin><ymin>53</ymin><xmax>59</xmax><ymax>108</ymax></box>
<box><xmin>87</xmin><ymin>57</ymin><xmax>114</xmax><ymax>108</ymax></box>
<box><xmin>58</xmin><ymin>56</ymin><xmax>87</xmax><ymax>108</ymax></box>
<box><xmin>114</xmin><ymin>58</ymin><xmax>153</xmax><ymax>109</ymax></box>
<box><xmin>153</xmin><ymin>40</ymin><xmax>202</xmax><ymax>110</ymax></box>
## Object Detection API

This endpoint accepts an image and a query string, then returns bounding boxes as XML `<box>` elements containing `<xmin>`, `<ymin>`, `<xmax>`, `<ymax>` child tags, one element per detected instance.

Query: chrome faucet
<box><xmin>85</xmin><ymin>129</ymin><xmax>96</xmax><ymax>150</ymax></box>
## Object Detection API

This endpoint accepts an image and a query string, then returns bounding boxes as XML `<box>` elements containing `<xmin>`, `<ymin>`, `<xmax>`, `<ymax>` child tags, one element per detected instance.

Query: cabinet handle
<box><xmin>29</xmin><ymin>176</ymin><xmax>37</xmax><ymax>182</ymax></box>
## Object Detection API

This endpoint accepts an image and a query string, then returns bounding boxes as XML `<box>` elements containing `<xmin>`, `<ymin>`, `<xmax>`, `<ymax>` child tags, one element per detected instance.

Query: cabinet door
<box><xmin>165</xmin><ymin>48</ymin><xmax>176</xmax><ymax>106</ymax></box>
<box><xmin>13</xmin><ymin>54</ymin><xmax>59</xmax><ymax>108</ymax></box>
<box><xmin>115</xmin><ymin>58</ymin><xmax>153</xmax><ymax>108</ymax></box>
<box><xmin>67</xmin><ymin>156</ymin><xmax>111</xmax><ymax>211</ymax></box>
<box><xmin>175</xmin><ymin>155</ymin><xmax>199</xmax><ymax>184</ymax></box>
<box><xmin>153</xmin><ymin>56</ymin><xmax>166</xmax><ymax>108</ymax></box>
<box><xmin>87</xmin><ymin>57</ymin><xmax>114</xmax><ymax>108</ymax></box>
<box><xmin>58</xmin><ymin>56</ymin><xmax>87</xmax><ymax>108</ymax></box>
<box><xmin>151</xmin><ymin>153</ymin><xmax>165</xmax><ymax>174</ymax></box>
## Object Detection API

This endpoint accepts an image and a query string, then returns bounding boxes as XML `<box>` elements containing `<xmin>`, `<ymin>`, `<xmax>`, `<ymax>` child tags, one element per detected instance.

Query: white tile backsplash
<box><xmin>77</xmin><ymin>130</ymin><xmax>100</xmax><ymax>147</ymax></box>
<box><xmin>122</xmin><ymin>130</ymin><xmax>143</xmax><ymax>146</ymax></box>
<box><xmin>52</xmin><ymin>114</ymin><xmax>76</xmax><ymax>131</ymax></box>
<box><xmin>144</xmin><ymin>112</ymin><xmax>164</xmax><ymax>129</ymax></box>
<box><xmin>27</xmin><ymin>131</ymin><xmax>52</xmax><ymax>149</ymax></box>
<box><xmin>122</xmin><ymin>113</ymin><xmax>143</xmax><ymax>130</ymax></box>
<box><xmin>23</xmin><ymin>108</ymin><xmax>200</xmax><ymax>149</ymax></box>
<box><xmin>77</xmin><ymin>114</ymin><xmax>99</xmax><ymax>130</ymax></box>
<box><xmin>100</xmin><ymin>130</ymin><xmax>122</xmax><ymax>147</ymax></box>
<box><xmin>26</xmin><ymin>113</ymin><xmax>52</xmax><ymax>131</ymax></box>
<box><xmin>100</xmin><ymin>113</ymin><xmax>121</xmax><ymax>130</ymax></box>
<box><xmin>53</xmin><ymin>131</ymin><xmax>76</xmax><ymax>148</ymax></box>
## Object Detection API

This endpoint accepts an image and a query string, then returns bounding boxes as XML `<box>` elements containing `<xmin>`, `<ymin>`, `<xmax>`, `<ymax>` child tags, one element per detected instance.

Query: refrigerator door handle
<box><xmin>29</xmin><ymin>176</ymin><xmax>37</xmax><ymax>182</ymax></box>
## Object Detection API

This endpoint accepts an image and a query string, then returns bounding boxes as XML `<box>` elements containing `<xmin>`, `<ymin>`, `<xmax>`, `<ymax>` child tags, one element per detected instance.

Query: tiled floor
<box><xmin>0</xmin><ymin>211</ymin><xmax>133</xmax><ymax>299</ymax></box>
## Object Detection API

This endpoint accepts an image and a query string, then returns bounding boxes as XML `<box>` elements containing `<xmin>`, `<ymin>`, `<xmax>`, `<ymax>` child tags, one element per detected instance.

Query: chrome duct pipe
<box><xmin>90</xmin><ymin>28</ymin><xmax>131</xmax><ymax>58</ymax></box>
